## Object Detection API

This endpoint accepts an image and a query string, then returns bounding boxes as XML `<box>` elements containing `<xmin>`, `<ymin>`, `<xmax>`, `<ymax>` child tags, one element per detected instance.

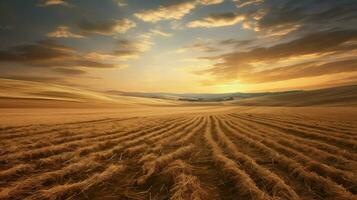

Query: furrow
<box><xmin>235</xmin><ymin>114</ymin><xmax>357</xmax><ymax>140</ymax></box>
<box><xmin>0</xmin><ymin>159</ymin><xmax>103</xmax><ymax>200</ymax></box>
<box><xmin>225</xmin><ymin>115</ymin><xmax>357</xmax><ymax>172</ymax></box>
<box><xmin>225</xmin><ymin>118</ymin><xmax>357</xmax><ymax>194</ymax></box>
<box><xmin>203</xmin><ymin>116</ymin><xmax>271</xmax><ymax>200</ymax></box>
<box><xmin>137</xmin><ymin>144</ymin><xmax>195</xmax><ymax>185</ymax></box>
<box><xmin>230</xmin><ymin>114</ymin><xmax>357</xmax><ymax>152</ymax></box>
<box><xmin>213</xmin><ymin>116</ymin><xmax>300</xmax><ymax>200</ymax></box>
<box><xmin>0</xmin><ymin>117</ymin><xmax>187</xmax><ymax>165</ymax></box>
<box><xmin>220</xmin><ymin>119</ymin><xmax>355</xmax><ymax>199</ymax></box>
<box><xmin>0</xmin><ymin>117</ymin><xmax>190</xmax><ymax>186</ymax></box>
<box><xmin>150</xmin><ymin>117</ymin><xmax>204</xmax><ymax>152</ymax></box>
<box><xmin>26</xmin><ymin>164</ymin><xmax>126</xmax><ymax>200</ymax></box>
<box><xmin>164</xmin><ymin>160</ymin><xmax>210</xmax><ymax>200</ymax></box>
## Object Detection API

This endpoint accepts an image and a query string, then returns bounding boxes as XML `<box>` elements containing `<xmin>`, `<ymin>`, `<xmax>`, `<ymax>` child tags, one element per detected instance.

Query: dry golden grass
<box><xmin>164</xmin><ymin>160</ymin><xmax>209</xmax><ymax>200</ymax></box>
<box><xmin>0</xmin><ymin>106</ymin><xmax>356</xmax><ymax>200</ymax></box>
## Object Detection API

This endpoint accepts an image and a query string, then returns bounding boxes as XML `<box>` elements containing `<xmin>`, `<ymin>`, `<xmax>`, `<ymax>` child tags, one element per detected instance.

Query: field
<box><xmin>0</xmin><ymin>106</ymin><xmax>356</xmax><ymax>200</ymax></box>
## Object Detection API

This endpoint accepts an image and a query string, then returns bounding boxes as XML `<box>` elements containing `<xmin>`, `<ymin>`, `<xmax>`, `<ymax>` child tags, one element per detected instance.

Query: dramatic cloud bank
<box><xmin>1</xmin><ymin>0</ymin><xmax>356</xmax><ymax>92</ymax></box>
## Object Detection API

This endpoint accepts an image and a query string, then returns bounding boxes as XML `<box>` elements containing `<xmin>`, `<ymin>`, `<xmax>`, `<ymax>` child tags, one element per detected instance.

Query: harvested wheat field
<box><xmin>2</xmin><ymin>0</ymin><xmax>357</xmax><ymax>199</ymax></box>
<box><xmin>0</xmin><ymin>106</ymin><xmax>356</xmax><ymax>200</ymax></box>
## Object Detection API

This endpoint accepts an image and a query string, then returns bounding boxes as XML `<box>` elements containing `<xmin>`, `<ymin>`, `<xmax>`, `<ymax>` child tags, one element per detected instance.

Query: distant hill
<box><xmin>107</xmin><ymin>90</ymin><xmax>301</xmax><ymax>102</ymax></box>
<box><xmin>108</xmin><ymin>85</ymin><xmax>357</xmax><ymax>107</ymax></box>
<box><xmin>229</xmin><ymin>85</ymin><xmax>357</xmax><ymax>107</ymax></box>
<box><xmin>1</xmin><ymin>78</ymin><xmax>356</xmax><ymax>108</ymax></box>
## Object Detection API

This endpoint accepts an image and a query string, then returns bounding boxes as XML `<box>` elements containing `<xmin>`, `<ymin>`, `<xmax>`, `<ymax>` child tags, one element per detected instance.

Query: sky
<box><xmin>0</xmin><ymin>0</ymin><xmax>357</xmax><ymax>93</ymax></box>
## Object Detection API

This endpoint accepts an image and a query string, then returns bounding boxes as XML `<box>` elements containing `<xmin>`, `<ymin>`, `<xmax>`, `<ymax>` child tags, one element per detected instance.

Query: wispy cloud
<box><xmin>177</xmin><ymin>40</ymin><xmax>220</xmax><ymax>53</ymax></box>
<box><xmin>53</xmin><ymin>67</ymin><xmax>87</xmax><ymax>75</ymax></box>
<box><xmin>196</xmin><ymin>0</ymin><xmax>224</xmax><ymax>5</ymax></box>
<box><xmin>121</xmin><ymin>37</ymin><xmax>153</xmax><ymax>51</ymax></box>
<box><xmin>134</xmin><ymin>0</ymin><xmax>225</xmax><ymax>23</ymax></box>
<box><xmin>114</xmin><ymin>0</ymin><xmax>127</xmax><ymax>7</ymax></box>
<box><xmin>149</xmin><ymin>28</ymin><xmax>172</xmax><ymax>37</ymax></box>
<box><xmin>238</xmin><ymin>59</ymin><xmax>357</xmax><ymax>83</ymax></box>
<box><xmin>0</xmin><ymin>40</ymin><xmax>124</xmax><ymax>72</ymax></box>
<box><xmin>219</xmin><ymin>39</ymin><xmax>254</xmax><ymax>47</ymax></box>
<box><xmin>187</xmin><ymin>12</ymin><xmax>245</xmax><ymax>28</ymax></box>
<box><xmin>78</xmin><ymin>19</ymin><xmax>136</xmax><ymax>35</ymax></box>
<box><xmin>0</xmin><ymin>75</ymin><xmax>65</xmax><ymax>83</ymax></box>
<box><xmin>233</xmin><ymin>0</ymin><xmax>263</xmax><ymax>8</ymax></box>
<box><xmin>38</xmin><ymin>0</ymin><xmax>69</xmax><ymax>7</ymax></box>
<box><xmin>134</xmin><ymin>1</ymin><xmax>196</xmax><ymax>22</ymax></box>
<box><xmin>47</xmin><ymin>26</ymin><xmax>84</xmax><ymax>39</ymax></box>
<box><xmin>197</xmin><ymin>30</ymin><xmax>357</xmax><ymax>83</ymax></box>
<box><xmin>235</xmin><ymin>0</ymin><xmax>357</xmax><ymax>37</ymax></box>
<box><xmin>113</xmin><ymin>37</ymin><xmax>153</xmax><ymax>60</ymax></box>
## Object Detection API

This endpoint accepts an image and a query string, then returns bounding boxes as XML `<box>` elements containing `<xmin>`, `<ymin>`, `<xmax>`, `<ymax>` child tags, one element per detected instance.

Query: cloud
<box><xmin>78</xmin><ymin>19</ymin><xmax>135</xmax><ymax>35</ymax></box>
<box><xmin>261</xmin><ymin>24</ymin><xmax>301</xmax><ymax>37</ymax></box>
<box><xmin>187</xmin><ymin>12</ymin><xmax>245</xmax><ymax>28</ymax></box>
<box><xmin>196</xmin><ymin>0</ymin><xmax>224</xmax><ymax>5</ymax></box>
<box><xmin>80</xmin><ymin>38</ymin><xmax>154</xmax><ymax>63</ymax></box>
<box><xmin>112</xmin><ymin>38</ymin><xmax>153</xmax><ymax>60</ymax></box>
<box><xmin>219</xmin><ymin>39</ymin><xmax>254</xmax><ymax>47</ymax></box>
<box><xmin>150</xmin><ymin>29</ymin><xmax>172</xmax><ymax>37</ymax></box>
<box><xmin>178</xmin><ymin>40</ymin><xmax>220</xmax><ymax>53</ymax></box>
<box><xmin>134</xmin><ymin>1</ymin><xmax>196</xmax><ymax>22</ymax></box>
<box><xmin>134</xmin><ymin>0</ymin><xmax>225</xmax><ymax>22</ymax></box>
<box><xmin>112</xmin><ymin>50</ymin><xmax>139</xmax><ymax>60</ymax></box>
<box><xmin>0</xmin><ymin>40</ymin><xmax>75</xmax><ymax>62</ymax></box>
<box><xmin>234</xmin><ymin>0</ymin><xmax>357</xmax><ymax>37</ymax></box>
<box><xmin>233</xmin><ymin>0</ymin><xmax>263</xmax><ymax>8</ymax></box>
<box><xmin>0</xmin><ymin>40</ymin><xmax>122</xmax><ymax>69</ymax></box>
<box><xmin>240</xmin><ymin>59</ymin><xmax>357</xmax><ymax>83</ymax></box>
<box><xmin>54</xmin><ymin>67</ymin><xmax>87</xmax><ymax>75</ymax></box>
<box><xmin>47</xmin><ymin>26</ymin><xmax>84</xmax><ymax>38</ymax></box>
<box><xmin>0</xmin><ymin>75</ymin><xmax>64</xmax><ymax>83</ymax></box>
<box><xmin>38</xmin><ymin>0</ymin><xmax>69</xmax><ymax>7</ymax></box>
<box><xmin>114</xmin><ymin>0</ymin><xmax>127</xmax><ymax>7</ymax></box>
<box><xmin>117</xmin><ymin>39</ymin><xmax>152</xmax><ymax>52</ymax></box>
<box><xmin>197</xmin><ymin>29</ymin><xmax>357</xmax><ymax>83</ymax></box>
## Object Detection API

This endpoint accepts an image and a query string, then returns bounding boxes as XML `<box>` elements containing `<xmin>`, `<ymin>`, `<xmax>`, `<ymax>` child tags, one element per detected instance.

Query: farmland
<box><xmin>2</xmin><ymin>0</ymin><xmax>357</xmax><ymax>199</ymax></box>
<box><xmin>0</xmin><ymin>106</ymin><xmax>356</xmax><ymax>200</ymax></box>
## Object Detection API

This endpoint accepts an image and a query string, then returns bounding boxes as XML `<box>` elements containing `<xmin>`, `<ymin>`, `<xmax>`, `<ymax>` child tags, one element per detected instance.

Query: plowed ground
<box><xmin>0</xmin><ymin>107</ymin><xmax>356</xmax><ymax>200</ymax></box>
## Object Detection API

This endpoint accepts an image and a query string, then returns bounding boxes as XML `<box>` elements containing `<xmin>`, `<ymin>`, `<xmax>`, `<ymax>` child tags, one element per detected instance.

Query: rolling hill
<box><xmin>230</xmin><ymin>85</ymin><xmax>357</xmax><ymax>106</ymax></box>
<box><xmin>0</xmin><ymin>78</ymin><xmax>176</xmax><ymax>108</ymax></box>
<box><xmin>1</xmin><ymin>78</ymin><xmax>356</xmax><ymax>108</ymax></box>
